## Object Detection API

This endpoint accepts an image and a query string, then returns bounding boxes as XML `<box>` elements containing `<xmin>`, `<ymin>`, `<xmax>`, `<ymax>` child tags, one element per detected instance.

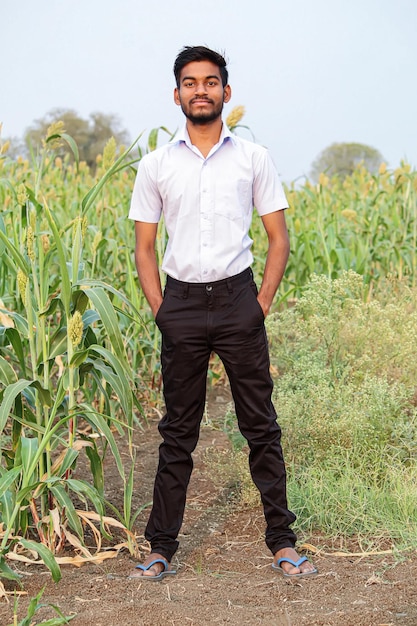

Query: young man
<box><xmin>128</xmin><ymin>46</ymin><xmax>316</xmax><ymax>580</ymax></box>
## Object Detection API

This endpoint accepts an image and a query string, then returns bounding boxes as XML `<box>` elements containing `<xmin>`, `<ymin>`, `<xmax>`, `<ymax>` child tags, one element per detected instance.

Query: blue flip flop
<box><xmin>272</xmin><ymin>555</ymin><xmax>317</xmax><ymax>578</ymax></box>
<box><xmin>129</xmin><ymin>558</ymin><xmax>177</xmax><ymax>581</ymax></box>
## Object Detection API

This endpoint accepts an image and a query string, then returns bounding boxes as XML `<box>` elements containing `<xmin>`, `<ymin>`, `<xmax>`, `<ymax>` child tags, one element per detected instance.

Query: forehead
<box><xmin>178</xmin><ymin>60</ymin><xmax>222</xmax><ymax>82</ymax></box>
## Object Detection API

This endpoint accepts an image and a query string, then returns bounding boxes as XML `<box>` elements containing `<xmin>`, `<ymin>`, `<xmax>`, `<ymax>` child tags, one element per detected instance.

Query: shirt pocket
<box><xmin>214</xmin><ymin>178</ymin><xmax>253</xmax><ymax>220</ymax></box>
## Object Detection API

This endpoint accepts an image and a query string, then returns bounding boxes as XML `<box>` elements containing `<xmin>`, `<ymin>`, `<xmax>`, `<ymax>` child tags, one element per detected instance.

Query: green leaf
<box><xmin>21</xmin><ymin>437</ymin><xmax>39</xmax><ymax>481</ymax></box>
<box><xmin>80</xmin><ymin>406</ymin><xmax>125</xmax><ymax>480</ymax></box>
<box><xmin>61</xmin><ymin>132</ymin><xmax>80</xmax><ymax>166</ymax></box>
<box><xmin>48</xmin><ymin>327</ymin><xmax>68</xmax><ymax>359</ymax></box>
<box><xmin>16</xmin><ymin>480</ymin><xmax>46</xmax><ymax>504</ymax></box>
<box><xmin>147</xmin><ymin>126</ymin><xmax>174</xmax><ymax>151</ymax></box>
<box><xmin>4</xmin><ymin>328</ymin><xmax>27</xmax><ymax>376</ymax></box>
<box><xmin>58</xmin><ymin>448</ymin><xmax>79</xmax><ymax>477</ymax></box>
<box><xmin>49</xmin><ymin>484</ymin><xmax>84</xmax><ymax>538</ymax></box>
<box><xmin>19</xmin><ymin>539</ymin><xmax>61</xmax><ymax>582</ymax></box>
<box><xmin>0</xmin><ymin>555</ymin><xmax>21</xmax><ymax>582</ymax></box>
<box><xmin>39</xmin><ymin>296</ymin><xmax>60</xmax><ymax>317</ymax></box>
<box><xmin>0</xmin><ymin>378</ymin><xmax>52</xmax><ymax>432</ymax></box>
<box><xmin>3</xmin><ymin>312</ymin><xmax>28</xmax><ymax>337</ymax></box>
<box><xmin>85</xmin><ymin>443</ymin><xmax>104</xmax><ymax>495</ymax></box>
<box><xmin>0</xmin><ymin>230</ymin><xmax>30</xmax><ymax>273</ymax></box>
<box><xmin>0</xmin><ymin>213</ymin><xmax>5</xmax><ymax>256</ymax></box>
<box><xmin>66</xmin><ymin>478</ymin><xmax>104</xmax><ymax>515</ymax></box>
<box><xmin>0</xmin><ymin>380</ymin><xmax>33</xmax><ymax>433</ymax></box>
<box><xmin>23</xmin><ymin>586</ymin><xmax>43</xmax><ymax>623</ymax></box>
<box><xmin>12</xmin><ymin>394</ymin><xmax>23</xmax><ymax>448</ymax></box>
<box><xmin>302</xmin><ymin>235</ymin><xmax>315</xmax><ymax>273</ymax></box>
<box><xmin>0</xmin><ymin>466</ymin><xmax>22</xmax><ymax>497</ymax></box>
<box><xmin>90</xmin><ymin>343</ymin><xmax>133</xmax><ymax>384</ymax></box>
<box><xmin>123</xmin><ymin>456</ymin><xmax>135</xmax><ymax>528</ymax></box>
<box><xmin>0</xmin><ymin>356</ymin><xmax>17</xmax><ymax>385</ymax></box>
<box><xmin>91</xmin><ymin>356</ymin><xmax>133</xmax><ymax>424</ymax></box>
<box><xmin>0</xmin><ymin>490</ymin><xmax>15</xmax><ymax>526</ymax></box>
<box><xmin>29</xmin><ymin>380</ymin><xmax>52</xmax><ymax>407</ymax></box>
<box><xmin>81</xmin><ymin>287</ymin><xmax>127</xmax><ymax>366</ymax></box>
<box><xmin>72</xmin><ymin>289</ymin><xmax>89</xmax><ymax>314</ymax></box>
<box><xmin>43</xmin><ymin>205</ymin><xmax>71</xmax><ymax>316</ymax></box>
<box><xmin>79</xmin><ymin>279</ymin><xmax>142</xmax><ymax>319</ymax></box>
<box><xmin>82</xmin><ymin>309</ymin><xmax>100</xmax><ymax>327</ymax></box>
<box><xmin>25</xmin><ymin>187</ymin><xmax>44</xmax><ymax>212</ymax></box>
<box><xmin>40</xmin><ymin>609</ymin><xmax>76</xmax><ymax>624</ymax></box>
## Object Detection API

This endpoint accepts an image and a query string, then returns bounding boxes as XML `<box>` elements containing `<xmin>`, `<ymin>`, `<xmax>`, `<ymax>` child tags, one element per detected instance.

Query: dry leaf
<box><xmin>0</xmin><ymin>301</ymin><xmax>14</xmax><ymax>328</ymax></box>
<box><xmin>65</xmin><ymin>529</ymin><xmax>93</xmax><ymax>558</ymax></box>
<box><xmin>6</xmin><ymin>548</ymin><xmax>121</xmax><ymax>568</ymax></box>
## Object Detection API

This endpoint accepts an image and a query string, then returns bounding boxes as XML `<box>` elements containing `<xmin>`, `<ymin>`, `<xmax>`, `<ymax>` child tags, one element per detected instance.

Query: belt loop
<box><xmin>226</xmin><ymin>277</ymin><xmax>233</xmax><ymax>294</ymax></box>
<box><xmin>182</xmin><ymin>283</ymin><xmax>189</xmax><ymax>299</ymax></box>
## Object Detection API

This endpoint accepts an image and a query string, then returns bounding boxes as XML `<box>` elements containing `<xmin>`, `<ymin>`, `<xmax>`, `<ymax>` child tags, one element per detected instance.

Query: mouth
<box><xmin>191</xmin><ymin>99</ymin><xmax>212</xmax><ymax>105</ymax></box>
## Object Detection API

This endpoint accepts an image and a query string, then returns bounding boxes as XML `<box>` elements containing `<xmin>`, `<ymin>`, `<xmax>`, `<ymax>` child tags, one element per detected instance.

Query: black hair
<box><xmin>173</xmin><ymin>46</ymin><xmax>229</xmax><ymax>88</ymax></box>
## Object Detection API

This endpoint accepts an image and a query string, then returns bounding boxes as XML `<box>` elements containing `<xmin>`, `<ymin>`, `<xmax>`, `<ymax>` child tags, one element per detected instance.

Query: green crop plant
<box><xmin>0</xmin><ymin>126</ymin><xmax>146</xmax><ymax>582</ymax></box>
<box><xmin>249</xmin><ymin>162</ymin><xmax>417</xmax><ymax>302</ymax></box>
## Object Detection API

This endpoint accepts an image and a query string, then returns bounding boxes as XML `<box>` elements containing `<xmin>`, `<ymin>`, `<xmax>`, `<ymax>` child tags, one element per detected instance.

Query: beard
<box><xmin>180</xmin><ymin>98</ymin><xmax>224</xmax><ymax>125</ymax></box>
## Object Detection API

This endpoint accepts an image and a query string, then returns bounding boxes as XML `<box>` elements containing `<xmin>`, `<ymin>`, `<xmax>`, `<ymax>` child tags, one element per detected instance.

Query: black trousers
<box><xmin>145</xmin><ymin>267</ymin><xmax>297</xmax><ymax>561</ymax></box>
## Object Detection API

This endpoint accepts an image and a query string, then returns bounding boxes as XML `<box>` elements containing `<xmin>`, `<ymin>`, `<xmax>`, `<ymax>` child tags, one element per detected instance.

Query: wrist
<box><xmin>257</xmin><ymin>295</ymin><xmax>271</xmax><ymax>317</ymax></box>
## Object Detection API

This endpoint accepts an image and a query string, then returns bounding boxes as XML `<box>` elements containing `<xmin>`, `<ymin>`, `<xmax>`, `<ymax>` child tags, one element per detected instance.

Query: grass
<box><xmin>206</xmin><ymin>271</ymin><xmax>417</xmax><ymax>549</ymax></box>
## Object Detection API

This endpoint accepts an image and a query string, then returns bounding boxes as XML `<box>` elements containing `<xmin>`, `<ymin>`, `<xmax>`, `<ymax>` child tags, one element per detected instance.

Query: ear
<box><xmin>223</xmin><ymin>85</ymin><xmax>232</xmax><ymax>103</ymax></box>
<box><xmin>174</xmin><ymin>87</ymin><xmax>181</xmax><ymax>106</ymax></box>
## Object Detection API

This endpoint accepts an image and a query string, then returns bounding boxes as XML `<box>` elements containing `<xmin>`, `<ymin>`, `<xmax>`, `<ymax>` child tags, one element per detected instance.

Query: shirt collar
<box><xmin>172</xmin><ymin>122</ymin><xmax>235</xmax><ymax>149</ymax></box>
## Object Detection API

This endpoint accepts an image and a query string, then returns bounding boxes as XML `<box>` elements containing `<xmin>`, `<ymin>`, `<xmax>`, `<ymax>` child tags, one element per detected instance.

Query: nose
<box><xmin>194</xmin><ymin>81</ymin><xmax>207</xmax><ymax>95</ymax></box>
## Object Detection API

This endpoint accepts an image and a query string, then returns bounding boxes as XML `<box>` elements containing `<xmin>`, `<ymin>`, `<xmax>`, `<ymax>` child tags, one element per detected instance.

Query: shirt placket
<box><xmin>199</xmin><ymin>159</ymin><xmax>214</xmax><ymax>281</ymax></box>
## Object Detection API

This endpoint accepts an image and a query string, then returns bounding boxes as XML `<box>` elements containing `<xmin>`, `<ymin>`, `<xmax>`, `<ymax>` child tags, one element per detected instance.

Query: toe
<box><xmin>300</xmin><ymin>560</ymin><xmax>316</xmax><ymax>574</ymax></box>
<box><xmin>128</xmin><ymin>553</ymin><xmax>167</xmax><ymax>578</ymax></box>
<box><xmin>274</xmin><ymin>547</ymin><xmax>315</xmax><ymax>576</ymax></box>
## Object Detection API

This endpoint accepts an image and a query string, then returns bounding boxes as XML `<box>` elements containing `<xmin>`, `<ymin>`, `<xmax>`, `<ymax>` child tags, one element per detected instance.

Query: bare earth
<box><xmin>1</xmin><ymin>386</ymin><xmax>417</xmax><ymax>626</ymax></box>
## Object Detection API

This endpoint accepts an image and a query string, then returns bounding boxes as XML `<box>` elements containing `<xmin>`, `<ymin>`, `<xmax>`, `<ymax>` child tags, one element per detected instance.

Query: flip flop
<box><xmin>129</xmin><ymin>558</ymin><xmax>177</xmax><ymax>581</ymax></box>
<box><xmin>272</xmin><ymin>555</ymin><xmax>317</xmax><ymax>578</ymax></box>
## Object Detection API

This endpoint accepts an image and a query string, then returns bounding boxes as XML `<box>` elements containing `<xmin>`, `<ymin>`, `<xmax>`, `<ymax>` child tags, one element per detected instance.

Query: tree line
<box><xmin>6</xmin><ymin>108</ymin><xmax>130</xmax><ymax>169</ymax></box>
<box><xmin>3</xmin><ymin>108</ymin><xmax>385</xmax><ymax>180</ymax></box>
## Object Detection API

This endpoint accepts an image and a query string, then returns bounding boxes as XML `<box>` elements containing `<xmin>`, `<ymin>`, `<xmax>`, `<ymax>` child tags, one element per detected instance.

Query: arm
<box><xmin>134</xmin><ymin>221</ymin><xmax>163</xmax><ymax>317</ymax></box>
<box><xmin>257</xmin><ymin>210</ymin><xmax>290</xmax><ymax>317</ymax></box>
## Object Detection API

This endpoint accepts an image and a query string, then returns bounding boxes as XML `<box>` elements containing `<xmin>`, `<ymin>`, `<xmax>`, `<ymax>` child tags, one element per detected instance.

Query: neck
<box><xmin>186</xmin><ymin>118</ymin><xmax>223</xmax><ymax>156</ymax></box>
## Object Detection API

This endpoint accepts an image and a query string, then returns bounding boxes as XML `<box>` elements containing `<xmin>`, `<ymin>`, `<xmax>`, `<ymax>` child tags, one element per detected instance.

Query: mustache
<box><xmin>190</xmin><ymin>97</ymin><xmax>213</xmax><ymax>104</ymax></box>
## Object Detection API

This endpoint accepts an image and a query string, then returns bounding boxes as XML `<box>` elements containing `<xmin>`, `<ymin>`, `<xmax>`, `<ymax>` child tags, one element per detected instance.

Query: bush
<box><xmin>214</xmin><ymin>272</ymin><xmax>417</xmax><ymax>545</ymax></box>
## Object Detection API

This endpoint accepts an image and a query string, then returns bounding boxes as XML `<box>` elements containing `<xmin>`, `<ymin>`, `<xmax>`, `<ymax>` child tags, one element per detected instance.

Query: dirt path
<box><xmin>1</xmin><ymin>387</ymin><xmax>417</xmax><ymax>625</ymax></box>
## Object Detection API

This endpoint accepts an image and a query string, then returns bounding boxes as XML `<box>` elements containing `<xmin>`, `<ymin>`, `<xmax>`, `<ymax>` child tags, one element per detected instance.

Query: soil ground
<box><xmin>1</xmin><ymin>385</ymin><xmax>417</xmax><ymax>626</ymax></box>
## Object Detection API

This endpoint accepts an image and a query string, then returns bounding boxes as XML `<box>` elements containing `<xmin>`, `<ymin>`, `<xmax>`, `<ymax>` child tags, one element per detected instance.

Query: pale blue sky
<box><xmin>2</xmin><ymin>0</ymin><xmax>416</xmax><ymax>182</ymax></box>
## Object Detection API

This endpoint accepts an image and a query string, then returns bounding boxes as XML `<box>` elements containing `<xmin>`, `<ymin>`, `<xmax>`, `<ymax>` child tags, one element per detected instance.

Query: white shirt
<box><xmin>129</xmin><ymin>123</ymin><xmax>288</xmax><ymax>282</ymax></box>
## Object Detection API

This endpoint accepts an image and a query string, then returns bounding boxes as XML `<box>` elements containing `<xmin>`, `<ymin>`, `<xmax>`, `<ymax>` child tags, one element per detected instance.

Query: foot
<box><xmin>273</xmin><ymin>547</ymin><xmax>317</xmax><ymax>577</ymax></box>
<box><xmin>128</xmin><ymin>552</ymin><xmax>173</xmax><ymax>579</ymax></box>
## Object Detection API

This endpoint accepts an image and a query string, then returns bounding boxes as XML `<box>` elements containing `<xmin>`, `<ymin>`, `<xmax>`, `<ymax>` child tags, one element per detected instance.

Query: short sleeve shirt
<box><xmin>129</xmin><ymin>123</ymin><xmax>288</xmax><ymax>282</ymax></box>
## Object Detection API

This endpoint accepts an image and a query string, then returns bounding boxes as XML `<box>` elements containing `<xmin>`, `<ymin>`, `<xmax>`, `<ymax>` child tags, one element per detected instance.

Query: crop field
<box><xmin>1</xmin><ymin>124</ymin><xmax>417</xmax><ymax>609</ymax></box>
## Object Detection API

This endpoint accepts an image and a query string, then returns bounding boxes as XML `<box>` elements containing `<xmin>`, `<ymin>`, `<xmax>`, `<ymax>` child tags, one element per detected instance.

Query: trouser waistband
<box><xmin>165</xmin><ymin>267</ymin><xmax>253</xmax><ymax>296</ymax></box>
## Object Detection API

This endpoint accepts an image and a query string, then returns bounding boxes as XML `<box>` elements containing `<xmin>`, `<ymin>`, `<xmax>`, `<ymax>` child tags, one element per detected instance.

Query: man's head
<box><xmin>173</xmin><ymin>46</ymin><xmax>228</xmax><ymax>88</ymax></box>
<box><xmin>173</xmin><ymin>46</ymin><xmax>231</xmax><ymax>125</ymax></box>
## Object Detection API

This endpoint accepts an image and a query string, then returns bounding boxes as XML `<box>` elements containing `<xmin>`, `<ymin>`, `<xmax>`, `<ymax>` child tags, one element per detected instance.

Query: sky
<box><xmin>2</xmin><ymin>0</ymin><xmax>416</xmax><ymax>183</ymax></box>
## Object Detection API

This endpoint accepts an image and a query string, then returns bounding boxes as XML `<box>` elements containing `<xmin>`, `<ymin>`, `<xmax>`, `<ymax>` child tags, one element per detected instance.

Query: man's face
<box><xmin>174</xmin><ymin>60</ymin><xmax>231</xmax><ymax>125</ymax></box>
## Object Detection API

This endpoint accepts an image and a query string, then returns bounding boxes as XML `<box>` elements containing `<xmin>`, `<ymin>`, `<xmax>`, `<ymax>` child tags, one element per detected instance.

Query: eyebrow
<box><xmin>181</xmin><ymin>74</ymin><xmax>221</xmax><ymax>83</ymax></box>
